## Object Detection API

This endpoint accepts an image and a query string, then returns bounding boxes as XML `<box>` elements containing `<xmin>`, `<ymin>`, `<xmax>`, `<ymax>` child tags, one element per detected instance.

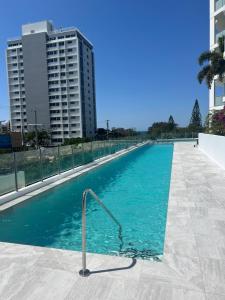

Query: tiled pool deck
<box><xmin>0</xmin><ymin>142</ymin><xmax>225</xmax><ymax>299</ymax></box>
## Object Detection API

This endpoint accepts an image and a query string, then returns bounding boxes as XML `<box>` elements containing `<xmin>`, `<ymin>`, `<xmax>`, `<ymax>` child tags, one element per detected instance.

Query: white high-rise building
<box><xmin>210</xmin><ymin>0</ymin><xmax>225</xmax><ymax>111</ymax></box>
<box><xmin>7</xmin><ymin>21</ymin><xmax>97</xmax><ymax>144</ymax></box>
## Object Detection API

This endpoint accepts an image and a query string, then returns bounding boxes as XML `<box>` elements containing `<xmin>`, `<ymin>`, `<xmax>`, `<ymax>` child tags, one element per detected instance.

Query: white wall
<box><xmin>199</xmin><ymin>133</ymin><xmax>225</xmax><ymax>170</ymax></box>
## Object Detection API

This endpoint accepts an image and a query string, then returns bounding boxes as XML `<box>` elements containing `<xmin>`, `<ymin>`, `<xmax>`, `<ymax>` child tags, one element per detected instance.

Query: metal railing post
<box><xmin>13</xmin><ymin>152</ymin><xmax>18</xmax><ymax>192</ymax></box>
<box><xmin>39</xmin><ymin>148</ymin><xmax>44</xmax><ymax>181</ymax></box>
<box><xmin>71</xmin><ymin>145</ymin><xmax>75</xmax><ymax>168</ymax></box>
<box><xmin>90</xmin><ymin>141</ymin><xmax>93</xmax><ymax>161</ymax></box>
<box><xmin>103</xmin><ymin>140</ymin><xmax>106</xmax><ymax>156</ymax></box>
<box><xmin>82</xmin><ymin>143</ymin><xmax>85</xmax><ymax>164</ymax></box>
<box><xmin>57</xmin><ymin>145</ymin><xmax>61</xmax><ymax>174</ymax></box>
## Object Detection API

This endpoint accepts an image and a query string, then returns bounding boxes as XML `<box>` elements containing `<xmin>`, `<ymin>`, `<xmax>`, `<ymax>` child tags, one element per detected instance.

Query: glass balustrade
<box><xmin>0</xmin><ymin>140</ymin><xmax>138</xmax><ymax>196</ymax></box>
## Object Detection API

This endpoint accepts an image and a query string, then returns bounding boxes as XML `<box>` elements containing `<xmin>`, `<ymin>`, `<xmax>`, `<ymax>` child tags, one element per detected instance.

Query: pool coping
<box><xmin>0</xmin><ymin>142</ymin><xmax>148</xmax><ymax>211</ymax></box>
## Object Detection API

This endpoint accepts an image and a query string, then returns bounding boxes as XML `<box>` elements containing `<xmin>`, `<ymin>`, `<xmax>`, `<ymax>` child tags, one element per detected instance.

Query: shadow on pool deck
<box><xmin>89</xmin><ymin>257</ymin><xmax>137</xmax><ymax>275</ymax></box>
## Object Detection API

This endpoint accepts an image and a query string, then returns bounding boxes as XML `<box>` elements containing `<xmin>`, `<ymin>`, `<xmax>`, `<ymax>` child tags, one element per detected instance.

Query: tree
<box><xmin>126</xmin><ymin>128</ymin><xmax>137</xmax><ymax>136</ymax></box>
<box><xmin>189</xmin><ymin>99</ymin><xmax>202</xmax><ymax>131</ymax></box>
<box><xmin>110</xmin><ymin>127</ymin><xmax>137</xmax><ymax>138</ymax></box>
<box><xmin>25</xmin><ymin>130</ymin><xmax>50</xmax><ymax>147</ymax></box>
<box><xmin>197</xmin><ymin>37</ymin><xmax>225</xmax><ymax>89</ymax></box>
<box><xmin>96</xmin><ymin>128</ymin><xmax>107</xmax><ymax>139</ymax></box>
<box><xmin>148</xmin><ymin>122</ymin><xmax>170</xmax><ymax>139</ymax></box>
<box><xmin>168</xmin><ymin>115</ymin><xmax>176</xmax><ymax>131</ymax></box>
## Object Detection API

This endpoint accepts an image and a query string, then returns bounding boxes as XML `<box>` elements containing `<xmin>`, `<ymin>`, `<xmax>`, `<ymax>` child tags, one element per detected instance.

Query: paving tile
<box><xmin>0</xmin><ymin>264</ymin><xmax>76</xmax><ymax>300</ymax></box>
<box><xmin>195</xmin><ymin>237</ymin><xmax>225</xmax><ymax>260</ymax></box>
<box><xmin>66</xmin><ymin>276</ymin><xmax>117</xmax><ymax>300</ymax></box>
<box><xmin>164</xmin><ymin>232</ymin><xmax>198</xmax><ymax>258</ymax></box>
<box><xmin>189</xmin><ymin>207</ymin><xmax>208</xmax><ymax>218</ymax></box>
<box><xmin>206</xmin><ymin>293</ymin><xmax>225</xmax><ymax>300</ymax></box>
<box><xmin>200</xmin><ymin>257</ymin><xmax>225</xmax><ymax>295</ymax></box>
<box><xmin>139</xmin><ymin>254</ymin><xmax>204</xmax><ymax>292</ymax></box>
<box><xmin>134</xmin><ymin>280</ymin><xmax>206</xmax><ymax>300</ymax></box>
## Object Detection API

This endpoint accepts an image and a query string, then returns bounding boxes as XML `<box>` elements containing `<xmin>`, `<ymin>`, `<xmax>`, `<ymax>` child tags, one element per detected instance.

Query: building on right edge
<box><xmin>210</xmin><ymin>0</ymin><xmax>225</xmax><ymax>111</ymax></box>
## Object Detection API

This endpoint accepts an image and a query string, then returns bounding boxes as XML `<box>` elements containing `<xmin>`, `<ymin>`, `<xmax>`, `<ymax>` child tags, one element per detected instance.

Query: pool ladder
<box><xmin>79</xmin><ymin>188</ymin><xmax>123</xmax><ymax>277</ymax></box>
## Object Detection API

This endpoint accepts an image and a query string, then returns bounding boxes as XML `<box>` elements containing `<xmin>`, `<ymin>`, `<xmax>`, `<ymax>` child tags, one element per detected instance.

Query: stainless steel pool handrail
<box><xmin>79</xmin><ymin>188</ymin><xmax>123</xmax><ymax>277</ymax></box>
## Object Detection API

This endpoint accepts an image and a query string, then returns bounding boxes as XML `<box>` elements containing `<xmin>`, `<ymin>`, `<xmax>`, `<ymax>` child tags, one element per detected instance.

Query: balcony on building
<box><xmin>215</xmin><ymin>79</ymin><xmax>225</xmax><ymax>106</ymax></box>
<box><xmin>215</xmin><ymin>0</ymin><xmax>225</xmax><ymax>12</ymax></box>
<box><xmin>215</xmin><ymin>11</ymin><xmax>225</xmax><ymax>43</ymax></box>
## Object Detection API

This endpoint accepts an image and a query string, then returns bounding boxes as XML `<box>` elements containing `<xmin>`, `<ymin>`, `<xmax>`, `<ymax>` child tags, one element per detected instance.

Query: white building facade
<box><xmin>210</xmin><ymin>0</ymin><xmax>225</xmax><ymax>110</ymax></box>
<box><xmin>7</xmin><ymin>21</ymin><xmax>97</xmax><ymax>144</ymax></box>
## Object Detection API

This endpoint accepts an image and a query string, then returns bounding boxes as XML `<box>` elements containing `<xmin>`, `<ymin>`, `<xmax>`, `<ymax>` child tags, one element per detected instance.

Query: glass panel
<box><xmin>101</xmin><ymin>141</ymin><xmax>108</xmax><ymax>157</ymax></box>
<box><xmin>114</xmin><ymin>141</ymin><xmax>118</xmax><ymax>152</ymax></box>
<box><xmin>91</xmin><ymin>141</ymin><xmax>100</xmax><ymax>160</ymax></box>
<box><xmin>72</xmin><ymin>144</ymin><xmax>84</xmax><ymax>167</ymax></box>
<box><xmin>118</xmin><ymin>141</ymin><xmax>123</xmax><ymax>151</ymax></box>
<box><xmin>0</xmin><ymin>153</ymin><xmax>16</xmax><ymax>196</ymax></box>
<box><xmin>41</xmin><ymin>147</ymin><xmax>59</xmax><ymax>179</ymax></box>
<box><xmin>82</xmin><ymin>142</ymin><xmax>93</xmax><ymax>164</ymax></box>
<box><xmin>95</xmin><ymin>141</ymin><xmax>107</xmax><ymax>159</ymax></box>
<box><xmin>59</xmin><ymin>145</ymin><xmax>73</xmax><ymax>172</ymax></box>
<box><xmin>109</xmin><ymin>140</ymin><xmax>117</xmax><ymax>154</ymax></box>
<box><xmin>105</xmin><ymin>140</ymin><xmax>112</xmax><ymax>155</ymax></box>
<box><xmin>15</xmin><ymin>149</ymin><xmax>42</xmax><ymax>188</ymax></box>
<box><xmin>215</xmin><ymin>96</ymin><xmax>224</xmax><ymax>106</ymax></box>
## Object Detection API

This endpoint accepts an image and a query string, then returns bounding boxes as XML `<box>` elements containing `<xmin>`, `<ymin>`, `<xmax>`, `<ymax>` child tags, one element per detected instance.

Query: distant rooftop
<box><xmin>8</xmin><ymin>20</ymin><xmax>93</xmax><ymax>47</ymax></box>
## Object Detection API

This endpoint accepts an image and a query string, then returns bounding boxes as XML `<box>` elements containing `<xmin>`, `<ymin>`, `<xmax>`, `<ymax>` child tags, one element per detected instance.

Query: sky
<box><xmin>0</xmin><ymin>0</ymin><xmax>209</xmax><ymax>130</ymax></box>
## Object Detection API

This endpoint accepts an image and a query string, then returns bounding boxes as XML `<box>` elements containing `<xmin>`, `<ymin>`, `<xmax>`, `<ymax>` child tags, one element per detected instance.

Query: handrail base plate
<box><xmin>79</xmin><ymin>269</ymin><xmax>90</xmax><ymax>277</ymax></box>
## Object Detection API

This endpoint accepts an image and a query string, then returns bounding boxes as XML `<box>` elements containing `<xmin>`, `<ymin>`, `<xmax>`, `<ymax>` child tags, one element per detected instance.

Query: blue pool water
<box><xmin>0</xmin><ymin>144</ymin><xmax>173</xmax><ymax>259</ymax></box>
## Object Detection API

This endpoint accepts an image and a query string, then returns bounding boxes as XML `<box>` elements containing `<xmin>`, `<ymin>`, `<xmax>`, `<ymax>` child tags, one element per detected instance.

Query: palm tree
<box><xmin>197</xmin><ymin>37</ymin><xmax>225</xmax><ymax>89</ymax></box>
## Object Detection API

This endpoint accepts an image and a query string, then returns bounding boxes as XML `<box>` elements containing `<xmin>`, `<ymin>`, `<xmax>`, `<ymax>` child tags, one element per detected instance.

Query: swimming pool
<box><xmin>0</xmin><ymin>144</ymin><xmax>173</xmax><ymax>259</ymax></box>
